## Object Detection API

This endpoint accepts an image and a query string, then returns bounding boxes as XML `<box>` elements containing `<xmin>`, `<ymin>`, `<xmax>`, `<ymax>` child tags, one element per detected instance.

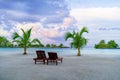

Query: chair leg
<box><xmin>47</xmin><ymin>59</ymin><xmax>48</xmax><ymax>65</ymax></box>
<box><xmin>43</xmin><ymin>59</ymin><xmax>45</xmax><ymax>64</ymax></box>
<box><xmin>56</xmin><ymin>60</ymin><xmax>58</xmax><ymax>65</ymax></box>
<box><xmin>35</xmin><ymin>60</ymin><xmax>36</xmax><ymax>64</ymax></box>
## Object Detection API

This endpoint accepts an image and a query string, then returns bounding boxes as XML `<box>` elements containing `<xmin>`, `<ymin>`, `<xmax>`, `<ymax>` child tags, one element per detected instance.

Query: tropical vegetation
<box><xmin>0</xmin><ymin>35</ymin><xmax>66</xmax><ymax>48</ymax></box>
<box><xmin>12</xmin><ymin>28</ymin><xmax>42</xmax><ymax>55</ymax></box>
<box><xmin>45</xmin><ymin>43</ymin><xmax>65</xmax><ymax>48</ymax></box>
<box><xmin>94</xmin><ymin>40</ymin><xmax>119</xmax><ymax>48</ymax></box>
<box><xmin>0</xmin><ymin>36</ymin><xmax>13</xmax><ymax>47</ymax></box>
<box><xmin>65</xmin><ymin>27</ymin><xmax>88</xmax><ymax>56</ymax></box>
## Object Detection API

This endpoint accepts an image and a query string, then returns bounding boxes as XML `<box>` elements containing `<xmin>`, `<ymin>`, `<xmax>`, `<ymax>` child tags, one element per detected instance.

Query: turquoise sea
<box><xmin>0</xmin><ymin>48</ymin><xmax>120</xmax><ymax>58</ymax></box>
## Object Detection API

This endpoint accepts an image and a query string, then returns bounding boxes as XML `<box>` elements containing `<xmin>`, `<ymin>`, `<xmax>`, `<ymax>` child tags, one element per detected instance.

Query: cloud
<box><xmin>0</xmin><ymin>28</ymin><xmax>9</xmax><ymax>36</ymax></box>
<box><xmin>70</xmin><ymin>7</ymin><xmax>120</xmax><ymax>47</ymax></box>
<box><xmin>0</xmin><ymin>0</ymin><xmax>82</xmax><ymax>46</ymax></box>
<box><xmin>62</xmin><ymin>17</ymin><xmax>76</xmax><ymax>28</ymax></box>
<box><xmin>0</xmin><ymin>20</ymin><xmax>15</xmax><ymax>40</ymax></box>
<box><xmin>68</xmin><ymin>0</ymin><xmax>120</xmax><ymax>8</ymax></box>
<box><xmin>0</xmin><ymin>0</ymin><xmax>69</xmax><ymax>15</ymax></box>
<box><xmin>0</xmin><ymin>19</ymin><xmax>75</xmax><ymax>45</ymax></box>
<box><xmin>70</xmin><ymin>7</ymin><xmax>120</xmax><ymax>23</ymax></box>
<box><xmin>0</xmin><ymin>0</ymin><xmax>70</xmax><ymax>23</ymax></box>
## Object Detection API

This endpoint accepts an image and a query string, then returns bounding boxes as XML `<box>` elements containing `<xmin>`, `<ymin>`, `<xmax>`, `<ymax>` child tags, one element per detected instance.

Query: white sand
<box><xmin>0</xmin><ymin>54</ymin><xmax>120</xmax><ymax>80</ymax></box>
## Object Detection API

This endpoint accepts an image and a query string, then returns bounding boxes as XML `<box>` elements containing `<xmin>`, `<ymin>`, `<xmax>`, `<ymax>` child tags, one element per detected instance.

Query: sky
<box><xmin>0</xmin><ymin>0</ymin><xmax>120</xmax><ymax>47</ymax></box>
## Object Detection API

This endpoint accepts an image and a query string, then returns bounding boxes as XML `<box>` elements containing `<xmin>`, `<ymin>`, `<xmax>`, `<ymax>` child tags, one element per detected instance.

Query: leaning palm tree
<box><xmin>65</xmin><ymin>27</ymin><xmax>88</xmax><ymax>56</ymax></box>
<box><xmin>13</xmin><ymin>28</ymin><xmax>42</xmax><ymax>55</ymax></box>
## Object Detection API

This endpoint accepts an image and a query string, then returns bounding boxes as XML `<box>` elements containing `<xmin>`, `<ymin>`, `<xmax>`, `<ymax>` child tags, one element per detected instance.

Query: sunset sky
<box><xmin>0</xmin><ymin>0</ymin><xmax>120</xmax><ymax>47</ymax></box>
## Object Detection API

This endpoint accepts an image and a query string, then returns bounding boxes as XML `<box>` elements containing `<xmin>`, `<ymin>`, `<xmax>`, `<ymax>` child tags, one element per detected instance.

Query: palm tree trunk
<box><xmin>77</xmin><ymin>48</ymin><xmax>81</xmax><ymax>56</ymax></box>
<box><xmin>23</xmin><ymin>47</ymin><xmax>27</xmax><ymax>55</ymax></box>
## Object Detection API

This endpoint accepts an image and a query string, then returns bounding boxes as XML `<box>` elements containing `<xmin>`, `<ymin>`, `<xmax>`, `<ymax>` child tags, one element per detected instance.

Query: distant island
<box><xmin>94</xmin><ymin>40</ymin><xmax>119</xmax><ymax>49</ymax></box>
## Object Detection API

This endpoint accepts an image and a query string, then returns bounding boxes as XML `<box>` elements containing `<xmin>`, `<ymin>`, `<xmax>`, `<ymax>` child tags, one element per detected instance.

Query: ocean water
<box><xmin>0</xmin><ymin>48</ymin><xmax>120</xmax><ymax>58</ymax></box>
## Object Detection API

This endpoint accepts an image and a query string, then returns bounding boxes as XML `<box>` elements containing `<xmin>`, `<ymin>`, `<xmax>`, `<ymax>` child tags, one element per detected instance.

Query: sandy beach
<box><xmin>0</xmin><ymin>54</ymin><xmax>120</xmax><ymax>80</ymax></box>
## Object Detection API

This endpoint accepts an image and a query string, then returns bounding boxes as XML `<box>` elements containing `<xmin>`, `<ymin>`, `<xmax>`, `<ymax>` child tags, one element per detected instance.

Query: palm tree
<box><xmin>13</xmin><ymin>28</ymin><xmax>42</xmax><ymax>55</ymax></box>
<box><xmin>65</xmin><ymin>27</ymin><xmax>88</xmax><ymax>56</ymax></box>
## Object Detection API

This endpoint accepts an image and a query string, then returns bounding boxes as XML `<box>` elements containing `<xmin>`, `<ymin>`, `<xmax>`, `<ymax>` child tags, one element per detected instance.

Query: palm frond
<box><xmin>21</xmin><ymin>28</ymin><xmax>27</xmax><ymax>43</ymax></box>
<box><xmin>31</xmin><ymin>38</ymin><xmax>41</xmax><ymax>44</ymax></box>
<box><xmin>26</xmin><ymin>28</ymin><xmax>32</xmax><ymax>40</ymax></box>
<box><xmin>80</xmin><ymin>37</ymin><xmax>88</xmax><ymax>48</ymax></box>
<box><xmin>65</xmin><ymin>32</ymin><xmax>74</xmax><ymax>40</ymax></box>
<box><xmin>21</xmin><ymin>28</ymin><xmax>32</xmax><ymax>44</ymax></box>
<box><xmin>13</xmin><ymin>32</ymin><xmax>21</xmax><ymax>40</ymax></box>
<box><xmin>80</xmin><ymin>27</ymin><xmax>88</xmax><ymax>36</ymax></box>
<box><xmin>30</xmin><ymin>38</ymin><xmax>43</xmax><ymax>47</ymax></box>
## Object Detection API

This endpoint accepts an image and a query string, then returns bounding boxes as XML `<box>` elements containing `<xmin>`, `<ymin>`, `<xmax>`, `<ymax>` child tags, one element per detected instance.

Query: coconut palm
<box><xmin>65</xmin><ymin>27</ymin><xmax>88</xmax><ymax>56</ymax></box>
<box><xmin>13</xmin><ymin>28</ymin><xmax>42</xmax><ymax>55</ymax></box>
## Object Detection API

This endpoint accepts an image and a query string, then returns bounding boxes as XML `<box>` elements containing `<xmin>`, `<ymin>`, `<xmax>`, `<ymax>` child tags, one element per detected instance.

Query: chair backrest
<box><xmin>48</xmin><ymin>52</ymin><xmax>58</xmax><ymax>60</ymax></box>
<box><xmin>36</xmin><ymin>50</ymin><xmax>46</xmax><ymax>59</ymax></box>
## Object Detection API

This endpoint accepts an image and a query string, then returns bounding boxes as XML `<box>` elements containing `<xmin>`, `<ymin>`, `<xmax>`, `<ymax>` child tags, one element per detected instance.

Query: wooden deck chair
<box><xmin>33</xmin><ymin>50</ymin><xmax>46</xmax><ymax>64</ymax></box>
<box><xmin>47</xmin><ymin>52</ymin><xmax>63</xmax><ymax>65</ymax></box>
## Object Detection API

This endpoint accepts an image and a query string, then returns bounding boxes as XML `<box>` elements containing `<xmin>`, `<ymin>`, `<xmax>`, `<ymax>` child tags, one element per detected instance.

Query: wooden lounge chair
<box><xmin>33</xmin><ymin>50</ymin><xmax>46</xmax><ymax>64</ymax></box>
<box><xmin>47</xmin><ymin>52</ymin><xmax>63</xmax><ymax>65</ymax></box>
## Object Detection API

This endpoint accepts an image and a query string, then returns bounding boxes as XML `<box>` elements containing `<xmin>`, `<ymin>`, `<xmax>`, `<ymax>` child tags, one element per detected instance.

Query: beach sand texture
<box><xmin>0</xmin><ymin>54</ymin><xmax>120</xmax><ymax>80</ymax></box>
